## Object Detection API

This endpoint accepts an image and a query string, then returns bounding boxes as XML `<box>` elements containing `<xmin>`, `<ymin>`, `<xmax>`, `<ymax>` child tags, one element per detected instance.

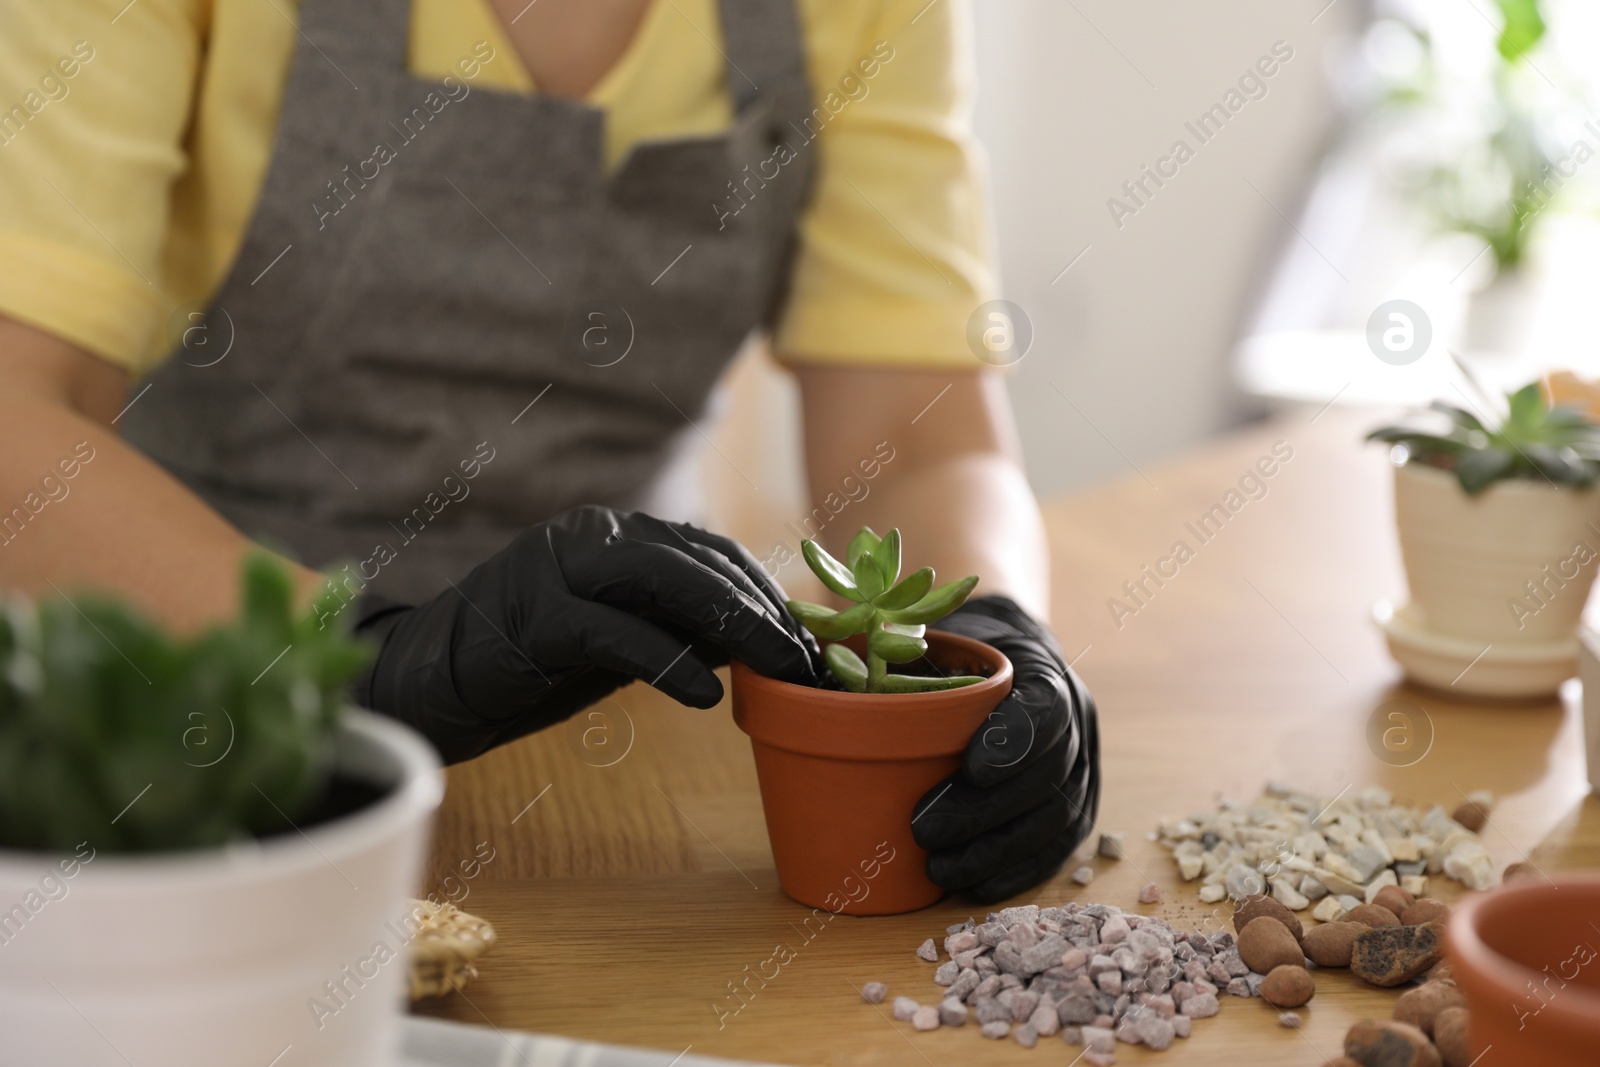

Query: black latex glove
<box><xmin>913</xmin><ymin>595</ymin><xmax>1100</xmax><ymax>903</ymax></box>
<box><xmin>350</xmin><ymin>506</ymin><xmax>819</xmax><ymax>764</ymax></box>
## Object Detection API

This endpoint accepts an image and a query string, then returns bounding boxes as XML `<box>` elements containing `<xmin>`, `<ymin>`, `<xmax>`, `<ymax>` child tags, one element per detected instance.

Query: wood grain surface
<box><xmin>412</xmin><ymin>409</ymin><xmax>1599</xmax><ymax>1065</ymax></box>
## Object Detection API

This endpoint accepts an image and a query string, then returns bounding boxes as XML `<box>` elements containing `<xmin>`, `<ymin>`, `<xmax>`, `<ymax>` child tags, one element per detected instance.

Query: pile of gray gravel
<box><xmin>864</xmin><ymin>902</ymin><xmax>1264</xmax><ymax>1062</ymax></box>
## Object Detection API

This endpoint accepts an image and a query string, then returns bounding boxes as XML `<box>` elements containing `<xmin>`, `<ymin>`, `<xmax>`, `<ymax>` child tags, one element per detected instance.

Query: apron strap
<box><xmin>715</xmin><ymin>0</ymin><xmax>808</xmax><ymax>114</ymax></box>
<box><xmin>299</xmin><ymin>0</ymin><xmax>412</xmax><ymax>67</ymax></box>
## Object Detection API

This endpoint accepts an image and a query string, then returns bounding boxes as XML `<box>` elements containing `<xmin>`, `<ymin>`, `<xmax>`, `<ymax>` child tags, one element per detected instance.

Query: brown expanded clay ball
<box><xmin>1373</xmin><ymin>884</ymin><xmax>1416</xmax><ymax>918</ymax></box>
<box><xmin>1451</xmin><ymin>800</ymin><xmax>1489</xmax><ymax>833</ymax></box>
<box><xmin>1238</xmin><ymin>916</ymin><xmax>1305</xmax><ymax>974</ymax></box>
<box><xmin>1433</xmin><ymin>1006</ymin><xmax>1473</xmax><ymax>1067</ymax></box>
<box><xmin>1321</xmin><ymin>1060</ymin><xmax>1364</xmax><ymax>1067</ymax></box>
<box><xmin>1303</xmin><ymin>922</ymin><xmax>1367</xmax><ymax>968</ymax></box>
<box><xmin>1400</xmin><ymin>898</ymin><xmax>1451</xmax><ymax>926</ymax></box>
<box><xmin>1234</xmin><ymin>893</ymin><xmax>1305</xmax><ymax>944</ymax></box>
<box><xmin>1260</xmin><ymin>964</ymin><xmax>1316</xmax><ymax>1008</ymax></box>
<box><xmin>1343</xmin><ymin>903</ymin><xmax>1402</xmax><ymax>929</ymax></box>
<box><xmin>1393</xmin><ymin>980</ymin><xmax>1465</xmax><ymax>1036</ymax></box>
<box><xmin>1344</xmin><ymin>1019</ymin><xmax>1442</xmax><ymax>1067</ymax></box>
<box><xmin>1350</xmin><ymin>923</ymin><xmax>1446</xmax><ymax>988</ymax></box>
<box><xmin>1503</xmin><ymin>861</ymin><xmax>1540</xmax><ymax>885</ymax></box>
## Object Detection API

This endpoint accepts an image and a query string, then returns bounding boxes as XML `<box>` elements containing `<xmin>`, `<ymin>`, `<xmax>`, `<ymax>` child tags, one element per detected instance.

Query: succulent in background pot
<box><xmin>0</xmin><ymin>557</ymin><xmax>442</xmax><ymax>1067</ymax></box>
<box><xmin>1368</xmin><ymin>380</ymin><xmax>1600</xmax><ymax>697</ymax></box>
<box><xmin>731</xmin><ymin>527</ymin><xmax>1011</xmax><ymax>915</ymax></box>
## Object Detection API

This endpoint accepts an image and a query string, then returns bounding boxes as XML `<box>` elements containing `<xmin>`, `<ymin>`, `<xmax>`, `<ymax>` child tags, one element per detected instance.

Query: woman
<box><xmin>0</xmin><ymin>0</ymin><xmax>1096</xmax><ymax>901</ymax></box>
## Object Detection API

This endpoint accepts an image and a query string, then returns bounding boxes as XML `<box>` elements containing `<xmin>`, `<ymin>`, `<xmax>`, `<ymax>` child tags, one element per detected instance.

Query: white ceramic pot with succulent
<box><xmin>1369</xmin><ymin>382</ymin><xmax>1600</xmax><ymax>697</ymax></box>
<box><xmin>0</xmin><ymin>559</ymin><xmax>442</xmax><ymax>1067</ymax></box>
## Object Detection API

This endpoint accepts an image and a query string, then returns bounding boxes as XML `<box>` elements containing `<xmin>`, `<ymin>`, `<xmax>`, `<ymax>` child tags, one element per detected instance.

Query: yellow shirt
<box><xmin>0</xmin><ymin>0</ymin><xmax>995</xmax><ymax>376</ymax></box>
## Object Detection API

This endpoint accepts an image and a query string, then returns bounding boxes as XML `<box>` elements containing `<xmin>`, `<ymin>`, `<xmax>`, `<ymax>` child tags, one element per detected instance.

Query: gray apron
<box><xmin>124</xmin><ymin>0</ymin><xmax>814</xmax><ymax>603</ymax></box>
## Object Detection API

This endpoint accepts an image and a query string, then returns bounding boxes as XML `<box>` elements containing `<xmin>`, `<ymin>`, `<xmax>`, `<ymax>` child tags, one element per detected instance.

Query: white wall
<box><xmin>971</xmin><ymin>0</ymin><xmax>1361</xmax><ymax>493</ymax></box>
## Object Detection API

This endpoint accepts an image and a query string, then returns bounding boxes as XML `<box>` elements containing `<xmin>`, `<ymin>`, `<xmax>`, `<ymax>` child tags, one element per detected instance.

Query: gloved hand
<box><xmin>350</xmin><ymin>506</ymin><xmax>819</xmax><ymax>764</ymax></box>
<box><xmin>913</xmin><ymin>595</ymin><xmax>1100</xmax><ymax>903</ymax></box>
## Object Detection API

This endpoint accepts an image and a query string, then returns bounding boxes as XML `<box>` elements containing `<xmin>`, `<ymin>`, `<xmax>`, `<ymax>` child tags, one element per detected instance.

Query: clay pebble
<box><xmin>1502</xmin><ymin>861</ymin><xmax>1540</xmax><ymax>884</ymax></box>
<box><xmin>1237</xmin><ymin>916</ymin><xmax>1304</xmax><ymax>974</ymax></box>
<box><xmin>1342</xmin><ymin>903</ymin><xmax>1402</xmax><ymax>929</ymax></box>
<box><xmin>1399</xmin><ymin>898</ymin><xmax>1450</xmax><ymax>926</ymax></box>
<box><xmin>1432</xmin><ymin>1006</ymin><xmax>1471</xmax><ymax>1067</ymax></box>
<box><xmin>1450</xmin><ymin>801</ymin><xmax>1489</xmax><ymax>833</ymax></box>
<box><xmin>1260</xmin><ymin>965</ymin><xmax>1315</xmax><ymax>1008</ymax></box>
<box><xmin>1233</xmin><ymin>894</ymin><xmax>1305</xmax><ymax>944</ymax></box>
<box><xmin>1372</xmin><ymin>885</ymin><xmax>1415</xmax><ymax>919</ymax></box>
<box><xmin>861</xmin><ymin>982</ymin><xmax>887</xmax><ymax>1004</ymax></box>
<box><xmin>1343</xmin><ymin>1018</ymin><xmax>1441</xmax><ymax>1067</ymax></box>
<box><xmin>1350</xmin><ymin>923</ymin><xmax>1446</xmax><ymax>988</ymax></box>
<box><xmin>1303</xmin><ymin>922</ymin><xmax>1365</xmax><ymax>968</ymax></box>
<box><xmin>1393</xmin><ymin>980</ymin><xmax>1464</xmax><ymax>1037</ymax></box>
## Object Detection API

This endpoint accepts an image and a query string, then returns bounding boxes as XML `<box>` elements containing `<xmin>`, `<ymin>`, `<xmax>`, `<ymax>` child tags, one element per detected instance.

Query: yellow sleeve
<box><xmin>0</xmin><ymin>0</ymin><xmax>200</xmax><ymax>372</ymax></box>
<box><xmin>774</xmin><ymin>0</ymin><xmax>999</xmax><ymax>369</ymax></box>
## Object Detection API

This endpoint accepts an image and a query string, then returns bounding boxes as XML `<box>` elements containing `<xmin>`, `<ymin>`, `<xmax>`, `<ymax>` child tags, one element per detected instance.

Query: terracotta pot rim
<box><xmin>1396</xmin><ymin>459</ymin><xmax>1600</xmax><ymax>501</ymax></box>
<box><xmin>731</xmin><ymin>630</ymin><xmax>1013</xmax><ymax>762</ymax></box>
<box><xmin>1448</xmin><ymin>874</ymin><xmax>1600</xmax><ymax>1027</ymax></box>
<box><xmin>734</xmin><ymin>629</ymin><xmax>1011</xmax><ymax>704</ymax></box>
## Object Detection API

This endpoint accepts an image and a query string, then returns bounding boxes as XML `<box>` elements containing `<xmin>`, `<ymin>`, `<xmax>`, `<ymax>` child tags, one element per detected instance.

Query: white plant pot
<box><xmin>0</xmin><ymin>710</ymin><xmax>442</xmax><ymax>1067</ymax></box>
<box><xmin>1461</xmin><ymin>267</ymin><xmax>1542</xmax><ymax>356</ymax></box>
<box><xmin>1378</xmin><ymin>462</ymin><xmax>1600</xmax><ymax>697</ymax></box>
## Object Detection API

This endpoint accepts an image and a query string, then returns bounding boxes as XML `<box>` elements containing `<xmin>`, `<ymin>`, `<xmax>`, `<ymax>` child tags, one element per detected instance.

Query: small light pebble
<box><xmin>1098</xmin><ymin>832</ymin><xmax>1125</xmax><ymax>859</ymax></box>
<box><xmin>1071</xmin><ymin>865</ymin><xmax>1095</xmax><ymax>885</ymax></box>
<box><xmin>915</xmin><ymin>938</ymin><xmax>938</xmax><ymax>962</ymax></box>
<box><xmin>861</xmin><ymin>982</ymin><xmax>887</xmax><ymax>1004</ymax></box>
<box><xmin>938</xmin><ymin>998</ymin><xmax>967</xmax><ymax>1027</ymax></box>
<box><xmin>1083</xmin><ymin>1050</ymin><xmax>1117</xmax><ymax>1066</ymax></box>
<box><xmin>1278</xmin><ymin>1012</ymin><xmax>1302</xmax><ymax>1029</ymax></box>
<box><xmin>911</xmin><ymin>1005</ymin><xmax>940</xmax><ymax>1032</ymax></box>
<box><xmin>979</xmin><ymin>1020</ymin><xmax>1009</xmax><ymax>1040</ymax></box>
<box><xmin>1013</xmin><ymin>1023</ymin><xmax>1038</xmax><ymax>1048</ymax></box>
<box><xmin>891</xmin><ymin>996</ymin><xmax>919</xmax><ymax>1021</ymax></box>
<box><xmin>933</xmin><ymin>960</ymin><xmax>959</xmax><ymax>985</ymax></box>
<box><xmin>1138</xmin><ymin>882</ymin><xmax>1162</xmax><ymax>904</ymax></box>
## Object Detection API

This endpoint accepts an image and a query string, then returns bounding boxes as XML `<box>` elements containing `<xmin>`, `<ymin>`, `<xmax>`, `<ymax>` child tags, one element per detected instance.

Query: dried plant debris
<box><xmin>869</xmin><ymin>903</ymin><xmax>1266</xmax><ymax>1058</ymax></box>
<box><xmin>1155</xmin><ymin>785</ymin><xmax>1498</xmax><ymax>917</ymax></box>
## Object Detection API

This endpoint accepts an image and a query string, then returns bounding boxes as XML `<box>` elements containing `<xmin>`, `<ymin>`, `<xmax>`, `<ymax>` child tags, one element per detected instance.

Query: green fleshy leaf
<box><xmin>1456</xmin><ymin>448</ymin><xmax>1516</xmax><ymax>494</ymax></box>
<box><xmin>882</xmin><ymin>575</ymin><xmax>979</xmax><ymax>626</ymax></box>
<box><xmin>844</xmin><ymin>527</ymin><xmax>881</xmax><ymax>570</ymax></box>
<box><xmin>868</xmin><ymin>627</ymin><xmax>926</xmax><ymax>665</ymax></box>
<box><xmin>851</xmin><ymin>551</ymin><xmax>885</xmax><ymax>601</ymax></box>
<box><xmin>801</xmin><ymin>539</ymin><xmax>861</xmax><ymax>601</ymax></box>
<box><xmin>823</xmin><ymin>643</ymin><xmax>868</xmax><ymax>692</ymax></box>
<box><xmin>878</xmin><ymin>673</ymin><xmax>985</xmax><ymax>693</ymax></box>
<box><xmin>875</xmin><ymin>567</ymin><xmax>933</xmax><ymax>611</ymax></box>
<box><xmin>870</xmin><ymin>528</ymin><xmax>902</xmax><ymax>588</ymax></box>
<box><xmin>788</xmin><ymin>600</ymin><xmax>875</xmax><ymax>641</ymax></box>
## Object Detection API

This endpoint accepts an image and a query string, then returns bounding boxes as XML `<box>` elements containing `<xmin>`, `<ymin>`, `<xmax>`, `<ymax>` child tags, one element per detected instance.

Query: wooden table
<box><xmin>413</xmin><ymin>410</ymin><xmax>1599</xmax><ymax>1065</ymax></box>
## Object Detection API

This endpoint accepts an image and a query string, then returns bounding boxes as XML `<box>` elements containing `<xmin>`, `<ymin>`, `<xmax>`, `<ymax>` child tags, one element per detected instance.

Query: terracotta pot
<box><xmin>731</xmin><ymin>631</ymin><xmax>1012</xmax><ymax>916</ymax></box>
<box><xmin>1378</xmin><ymin>461</ymin><xmax>1600</xmax><ymax>697</ymax></box>
<box><xmin>1448</xmin><ymin>874</ymin><xmax>1600</xmax><ymax>1066</ymax></box>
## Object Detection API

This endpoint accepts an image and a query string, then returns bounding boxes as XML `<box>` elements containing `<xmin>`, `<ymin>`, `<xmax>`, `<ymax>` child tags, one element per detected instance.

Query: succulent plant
<box><xmin>0</xmin><ymin>555</ymin><xmax>371</xmax><ymax>854</ymax></box>
<box><xmin>786</xmin><ymin>527</ymin><xmax>982</xmax><ymax>694</ymax></box>
<box><xmin>1367</xmin><ymin>381</ymin><xmax>1600</xmax><ymax>495</ymax></box>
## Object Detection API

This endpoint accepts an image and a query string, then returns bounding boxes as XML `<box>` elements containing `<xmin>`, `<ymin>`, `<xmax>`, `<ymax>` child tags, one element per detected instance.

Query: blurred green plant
<box><xmin>1395</xmin><ymin>0</ymin><xmax>1557</xmax><ymax>275</ymax></box>
<box><xmin>0</xmin><ymin>555</ymin><xmax>371</xmax><ymax>853</ymax></box>
<box><xmin>1368</xmin><ymin>380</ymin><xmax>1600</xmax><ymax>494</ymax></box>
<box><xmin>786</xmin><ymin>527</ymin><xmax>982</xmax><ymax>694</ymax></box>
